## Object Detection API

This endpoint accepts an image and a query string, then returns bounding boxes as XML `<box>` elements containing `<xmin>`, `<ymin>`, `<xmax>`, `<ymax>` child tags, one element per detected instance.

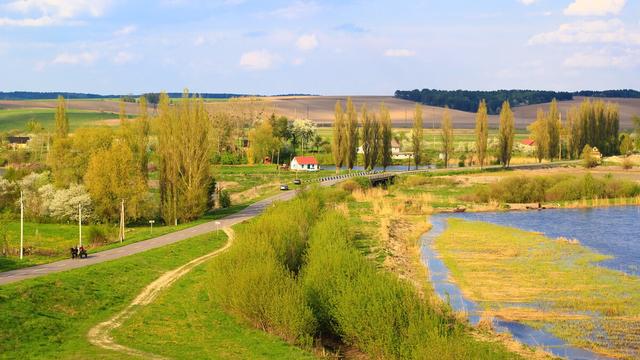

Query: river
<box><xmin>420</xmin><ymin>206</ymin><xmax>640</xmax><ymax>360</ymax></box>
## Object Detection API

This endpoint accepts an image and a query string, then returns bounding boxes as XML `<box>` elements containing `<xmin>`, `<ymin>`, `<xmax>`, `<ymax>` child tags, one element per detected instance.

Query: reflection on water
<box><xmin>421</xmin><ymin>216</ymin><xmax>613</xmax><ymax>360</ymax></box>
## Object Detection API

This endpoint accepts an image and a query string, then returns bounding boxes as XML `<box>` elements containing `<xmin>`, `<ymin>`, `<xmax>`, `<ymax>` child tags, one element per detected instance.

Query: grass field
<box><xmin>0</xmin><ymin>108</ymin><xmax>123</xmax><ymax>132</ymax></box>
<box><xmin>435</xmin><ymin>219</ymin><xmax>640</xmax><ymax>358</ymax></box>
<box><xmin>0</xmin><ymin>205</ymin><xmax>246</xmax><ymax>272</ymax></box>
<box><xmin>0</xmin><ymin>231</ymin><xmax>236</xmax><ymax>359</ymax></box>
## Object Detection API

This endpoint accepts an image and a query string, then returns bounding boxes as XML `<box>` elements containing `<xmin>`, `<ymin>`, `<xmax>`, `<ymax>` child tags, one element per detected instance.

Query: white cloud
<box><xmin>564</xmin><ymin>0</ymin><xmax>626</xmax><ymax>16</ymax></box>
<box><xmin>52</xmin><ymin>51</ymin><xmax>98</xmax><ymax>65</ymax></box>
<box><xmin>271</xmin><ymin>1</ymin><xmax>320</xmax><ymax>19</ymax></box>
<box><xmin>528</xmin><ymin>19</ymin><xmax>640</xmax><ymax>45</ymax></box>
<box><xmin>113</xmin><ymin>51</ymin><xmax>134</xmax><ymax>64</ymax></box>
<box><xmin>563</xmin><ymin>49</ymin><xmax>639</xmax><ymax>68</ymax></box>
<box><xmin>518</xmin><ymin>0</ymin><xmax>538</xmax><ymax>5</ymax></box>
<box><xmin>292</xmin><ymin>57</ymin><xmax>305</xmax><ymax>66</ymax></box>
<box><xmin>0</xmin><ymin>0</ymin><xmax>111</xmax><ymax>26</ymax></box>
<box><xmin>384</xmin><ymin>49</ymin><xmax>416</xmax><ymax>57</ymax></box>
<box><xmin>239</xmin><ymin>50</ymin><xmax>277</xmax><ymax>70</ymax></box>
<box><xmin>296</xmin><ymin>34</ymin><xmax>318</xmax><ymax>51</ymax></box>
<box><xmin>114</xmin><ymin>25</ymin><xmax>136</xmax><ymax>36</ymax></box>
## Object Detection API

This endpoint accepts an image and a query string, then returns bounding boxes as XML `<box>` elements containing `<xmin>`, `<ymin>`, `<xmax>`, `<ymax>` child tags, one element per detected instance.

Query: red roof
<box><xmin>293</xmin><ymin>156</ymin><xmax>318</xmax><ymax>165</ymax></box>
<box><xmin>521</xmin><ymin>139</ymin><xmax>535</xmax><ymax>146</ymax></box>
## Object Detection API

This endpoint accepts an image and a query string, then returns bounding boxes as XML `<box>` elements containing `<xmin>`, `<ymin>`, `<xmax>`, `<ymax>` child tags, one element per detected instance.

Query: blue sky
<box><xmin>1</xmin><ymin>0</ymin><xmax>638</xmax><ymax>95</ymax></box>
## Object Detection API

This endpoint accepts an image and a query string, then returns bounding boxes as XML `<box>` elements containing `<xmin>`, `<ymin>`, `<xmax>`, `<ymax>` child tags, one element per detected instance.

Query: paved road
<box><xmin>0</xmin><ymin>159</ymin><xmax>573</xmax><ymax>286</ymax></box>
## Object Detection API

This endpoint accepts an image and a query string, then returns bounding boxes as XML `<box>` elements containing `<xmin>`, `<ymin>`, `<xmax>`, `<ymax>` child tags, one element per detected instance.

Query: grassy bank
<box><xmin>0</xmin><ymin>204</ymin><xmax>247</xmax><ymax>272</ymax></box>
<box><xmin>0</xmin><ymin>231</ymin><xmax>229</xmax><ymax>359</ymax></box>
<box><xmin>435</xmin><ymin>219</ymin><xmax>640</xmax><ymax>358</ymax></box>
<box><xmin>112</xmin><ymin>238</ymin><xmax>316</xmax><ymax>359</ymax></box>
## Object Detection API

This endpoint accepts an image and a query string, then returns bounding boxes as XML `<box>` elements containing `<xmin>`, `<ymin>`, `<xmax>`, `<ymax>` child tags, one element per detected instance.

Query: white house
<box><xmin>357</xmin><ymin>139</ymin><xmax>402</xmax><ymax>154</ymax></box>
<box><xmin>290</xmin><ymin>156</ymin><xmax>320</xmax><ymax>171</ymax></box>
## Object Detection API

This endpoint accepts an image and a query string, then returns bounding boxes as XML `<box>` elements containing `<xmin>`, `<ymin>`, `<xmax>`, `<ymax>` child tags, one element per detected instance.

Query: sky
<box><xmin>0</xmin><ymin>0</ymin><xmax>639</xmax><ymax>95</ymax></box>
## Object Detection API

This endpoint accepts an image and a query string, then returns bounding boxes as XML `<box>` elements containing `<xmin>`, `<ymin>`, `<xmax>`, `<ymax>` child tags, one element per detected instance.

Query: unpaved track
<box><xmin>87</xmin><ymin>227</ymin><xmax>235</xmax><ymax>360</ymax></box>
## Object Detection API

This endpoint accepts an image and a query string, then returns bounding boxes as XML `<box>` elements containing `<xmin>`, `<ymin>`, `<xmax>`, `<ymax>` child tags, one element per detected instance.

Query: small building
<box><xmin>520</xmin><ymin>139</ymin><xmax>536</xmax><ymax>147</ymax></box>
<box><xmin>6</xmin><ymin>136</ymin><xmax>30</xmax><ymax>150</ymax></box>
<box><xmin>357</xmin><ymin>139</ymin><xmax>402</xmax><ymax>154</ymax></box>
<box><xmin>290</xmin><ymin>156</ymin><xmax>319</xmax><ymax>171</ymax></box>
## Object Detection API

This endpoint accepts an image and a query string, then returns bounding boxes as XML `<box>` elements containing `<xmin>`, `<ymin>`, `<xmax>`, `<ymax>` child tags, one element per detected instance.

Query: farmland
<box><xmin>0</xmin><ymin>108</ymin><xmax>124</xmax><ymax>132</ymax></box>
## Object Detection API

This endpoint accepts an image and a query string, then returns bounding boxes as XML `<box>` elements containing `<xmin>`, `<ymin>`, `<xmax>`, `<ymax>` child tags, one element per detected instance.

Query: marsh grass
<box><xmin>435</xmin><ymin>219</ymin><xmax>640</xmax><ymax>358</ymax></box>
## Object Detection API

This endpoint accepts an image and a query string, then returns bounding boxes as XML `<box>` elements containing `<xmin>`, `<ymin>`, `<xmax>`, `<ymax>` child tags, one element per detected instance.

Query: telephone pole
<box><xmin>78</xmin><ymin>203</ymin><xmax>82</xmax><ymax>247</ymax></box>
<box><xmin>119</xmin><ymin>200</ymin><xmax>125</xmax><ymax>243</ymax></box>
<box><xmin>20</xmin><ymin>191</ymin><xmax>24</xmax><ymax>260</ymax></box>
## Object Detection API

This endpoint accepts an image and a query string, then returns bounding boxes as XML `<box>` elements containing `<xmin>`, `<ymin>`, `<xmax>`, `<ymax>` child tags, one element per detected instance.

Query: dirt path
<box><xmin>87</xmin><ymin>228</ymin><xmax>235</xmax><ymax>359</ymax></box>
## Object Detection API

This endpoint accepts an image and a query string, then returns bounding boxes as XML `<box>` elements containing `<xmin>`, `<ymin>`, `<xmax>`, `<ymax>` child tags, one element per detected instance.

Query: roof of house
<box><xmin>292</xmin><ymin>156</ymin><xmax>318</xmax><ymax>165</ymax></box>
<box><xmin>520</xmin><ymin>139</ymin><xmax>535</xmax><ymax>146</ymax></box>
<box><xmin>391</xmin><ymin>139</ymin><xmax>401</xmax><ymax>148</ymax></box>
<box><xmin>7</xmin><ymin>136</ymin><xmax>30</xmax><ymax>144</ymax></box>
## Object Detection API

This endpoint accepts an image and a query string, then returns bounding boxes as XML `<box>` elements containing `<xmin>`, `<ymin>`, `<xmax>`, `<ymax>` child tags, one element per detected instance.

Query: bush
<box><xmin>87</xmin><ymin>225</ymin><xmax>113</xmax><ymax>246</ymax></box>
<box><xmin>582</xmin><ymin>145</ymin><xmax>599</xmax><ymax>168</ymax></box>
<box><xmin>218</xmin><ymin>189</ymin><xmax>231</xmax><ymax>208</ymax></box>
<box><xmin>622</xmin><ymin>157</ymin><xmax>634</xmax><ymax>170</ymax></box>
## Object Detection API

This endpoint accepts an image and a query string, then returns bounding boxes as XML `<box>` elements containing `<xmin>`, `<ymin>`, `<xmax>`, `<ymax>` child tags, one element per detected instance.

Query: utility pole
<box><xmin>20</xmin><ymin>191</ymin><xmax>24</xmax><ymax>260</ymax></box>
<box><xmin>78</xmin><ymin>203</ymin><xmax>82</xmax><ymax>247</ymax></box>
<box><xmin>119</xmin><ymin>200</ymin><xmax>125</xmax><ymax>243</ymax></box>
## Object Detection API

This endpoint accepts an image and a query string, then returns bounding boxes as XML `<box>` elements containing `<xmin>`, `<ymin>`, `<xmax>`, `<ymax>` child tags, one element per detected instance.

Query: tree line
<box><xmin>395</xmin><ymin>89</ymin><xmax>573</xmax><ymax>114</ymax></box>
<box><xmin>331</xmin><ymin>98</ymin><xmax>393</xmax><ymax>171</ymax></box>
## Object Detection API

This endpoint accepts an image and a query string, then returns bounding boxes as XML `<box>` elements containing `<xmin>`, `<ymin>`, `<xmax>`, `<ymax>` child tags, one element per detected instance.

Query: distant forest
<box><xmin>394</xmin><ymin>89</ymin><xmax>640</xmax><ymax>114</ymax></box>
<box><xmin>0</xmin><ymin>91</ymin><xmax>316</xmax><ymax>101</ymax></box>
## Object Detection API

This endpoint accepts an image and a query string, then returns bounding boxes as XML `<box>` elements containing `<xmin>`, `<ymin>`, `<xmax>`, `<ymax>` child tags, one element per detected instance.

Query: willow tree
<box><xmin>475</xmin><ymin>99</ymin><xmax>489</xmax><ymax>168</ymax></box>
<box><xmin>528</xmin><ymin>108</ymin><xmax>549</xmax><ymax>163</ymax></box>
<box><xmin>380</xmin><ymin>103</ymin><xmax>393</xmax><ymax>170</ymax></box>
<box><xmin>345</xmin><ymin>97</ymin><xmax>359</xmax><ymax>171</ymax></box>
<box><xmin>54</xmin><ymin>95</ymin><xmax>69</xmax><ymax>139</ymax></box>
<box><xmin>497</xmin><ymin>100</ymin><xmax>515</xmax><ymax>168</ymax></box>
<box><xmin>547</xmin><ymin>99</ymin><xmax>561</xmax><ymax>160</ymax></box>
<box><xmin>411</xmin><ymin>104</ymin><xmax>423</xmax><ymax>169</ymax></box>
<box><xmin>332</xmin><ymin>100</ymin><xmax>346</xmax><ymax>173</ymax></box>
<box><xmin>440</xmin><ymin>107</ymin><xmax>454</xmax><ymax>168</ymax></box>
<box><xmin>157</xmin><ymin>91</ymin><xmax>213</xmax><ymax>224</ymax></box>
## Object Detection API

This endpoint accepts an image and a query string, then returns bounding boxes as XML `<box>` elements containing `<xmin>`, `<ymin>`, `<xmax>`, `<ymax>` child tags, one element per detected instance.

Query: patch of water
<box><xmin>421</xmin><ymin>216</ymin><xmax>613</xmax><ymax>360</ymax></box>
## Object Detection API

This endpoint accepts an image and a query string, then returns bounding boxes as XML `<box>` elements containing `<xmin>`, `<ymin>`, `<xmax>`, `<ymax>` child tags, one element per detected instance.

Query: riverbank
<box><xmin>430</xmin><ymin>217</ymin><xmax>640</xmax><ymax>359</ymax></box>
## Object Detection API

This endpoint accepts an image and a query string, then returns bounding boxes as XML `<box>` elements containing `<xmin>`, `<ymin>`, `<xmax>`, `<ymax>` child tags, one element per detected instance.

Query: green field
<box><xmin>0</xmin><ymin>108</ymin><xmax>123</xmax><ymax>132</ymax></box>
<box><xmin>0</xmin><ymin>205</ymin><xmax>246</xmax><ymax>272</ymax></box>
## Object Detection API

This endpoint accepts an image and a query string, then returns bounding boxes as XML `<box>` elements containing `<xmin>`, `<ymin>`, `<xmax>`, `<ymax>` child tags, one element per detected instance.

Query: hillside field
<box><xmin>0</xmin><ymin>108</ymin><xmax>125</xmax><ymax>132</ymax></box>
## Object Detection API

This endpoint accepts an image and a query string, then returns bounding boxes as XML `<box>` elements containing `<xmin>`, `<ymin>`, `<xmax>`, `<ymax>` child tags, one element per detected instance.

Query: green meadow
<box><xmin>0</xmin><ymin>108</ymin><xmax>122</xmax><ymax>132</ymax></box>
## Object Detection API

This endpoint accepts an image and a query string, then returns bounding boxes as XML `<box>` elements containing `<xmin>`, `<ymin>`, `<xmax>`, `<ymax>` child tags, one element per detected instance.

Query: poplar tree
<box><xmin>497</xmin><ymin>100</ymin><xmax>515</xmax><ymax>168</ymax></box>
<box><xmin>157</xmin><ymin>90</ymin><xmax>213</xmax><ymax>224</ymax></box>
<box><xmin>475</xmin><ymin>99</ymin><xmax>489</xmax><ymax>168</ymax></box>
<box><xmin>547</xmin><ymin>98</ymin><xmax>560</xmax><ymax>160</ymax></box>
<box><xmin>440</xmin><ymin>107</ymin><xmax>454</xmax><ymax>168</ymax></box>
<box><xmin>411</xmin><ymin>104</ymin><xmax>423</xmax><ymax>169</ymax></box>
<box><xmin>369</xmin><ymin>113</ymin><xmax>381</xmax><ymax>170</ymax></box>
<box><xmin>54</xmin><ymin>95</ymin><xmax>69</xmax><ymax>138</ymax></box>
<box><xmin>345</xmin><ymin>97</ymin><xmax>359</xmax><ymax>171</ymax></box>
<box><xmin>380</xmin><ymin>103</ymin><xmax>393</xmax><ymax>170</ymax></box>
<box><xmin>360</xmin><ymin>104</ymin><xmax>373</xmax><ymax>170</ymax></box>
<box><xmin>528</xmin><ymin>108</ymin><xmax>549</xmax><ymax>163</ymax></box>
<box><xmin>332</xmin><ymin>101</ymin><xmax>346</xmax><ymax>173</ymax></box>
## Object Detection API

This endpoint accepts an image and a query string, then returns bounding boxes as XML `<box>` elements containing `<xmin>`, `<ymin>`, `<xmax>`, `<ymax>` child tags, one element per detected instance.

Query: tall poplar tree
<box><xmin>380</xmin><ymin>103</ymin><xmax>393</xmax><ymax>170</ymax></box>
<box><xmin>54</xmin><ymin>95</ymin><xmax>69</xmax><ymax>139</ymax></box>
<box><xmin>475</xmin><ymin>99</ymin><xmax>489</xmax><ymax>168</ymax></box>
<box><xmin>332</xmin><ymin>101</ymin><xmax>346</xmax><ymax>173</ymax></box>
<box><xmin>345</xmin><ymin>97</ymin><xmax>359</xmax><ymax>171</ymax></box>
<box><xmin>497</xmin><ymin>100</ymin><xmax>515</xmax><ymax>168</ymax></box>
<box><xmin>157</xmin><ymin>90</ymin><xmax>213</xmax><ymax>224</ymax></box>
<box><xmin>547</xmin><ymin>98</ymin><xmax>560</xmax><ymax>160</ymax></box>
<box><xmin>360</xmin><ymin>104</ymin><xmax>373</xmax><ymax>170</ymax></box>
<box><xmin>411</xmin><ymin>104</ymin><xmax>423</xmax><ymax>169</ymax></box>
<box><xmin>440</xmin><ymin>107</ymin><xmax>454</xmax><ymax>168</ymax></box>
<box><xmin>528</xmin><ymin>108</ymin><xmax>549</xmax><ymax>163</ymax></box>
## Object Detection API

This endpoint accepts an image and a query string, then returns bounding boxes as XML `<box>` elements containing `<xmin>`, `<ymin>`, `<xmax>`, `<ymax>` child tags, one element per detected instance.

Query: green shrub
<box><xmin>218</xmin><ymin>189</ymin><xmax>231</xmax><ymax>208</ymax></box>
<box><xmin>86</xmin><ymin>224</ymin><xmax>113</xmax><ymax>245</ymax></box>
